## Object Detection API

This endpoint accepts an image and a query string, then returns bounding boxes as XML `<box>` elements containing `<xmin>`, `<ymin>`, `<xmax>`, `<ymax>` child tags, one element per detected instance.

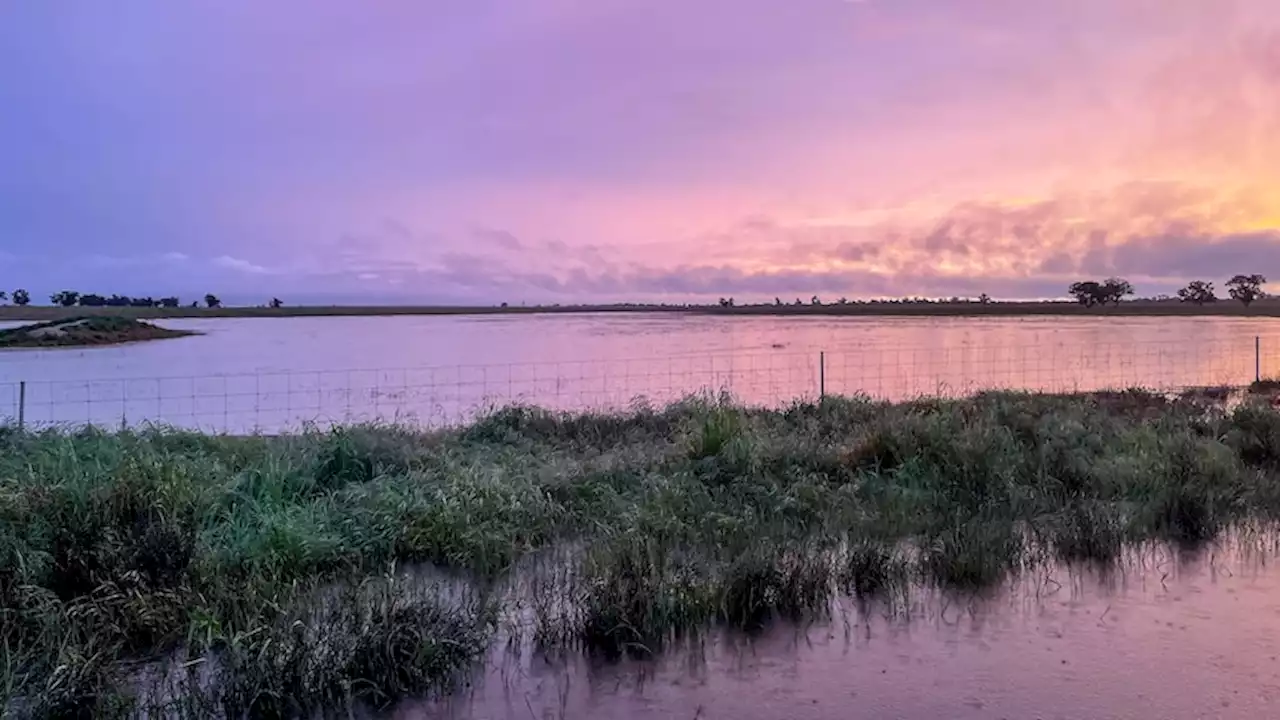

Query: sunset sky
<box><xmin>2</xmin><ymin>1</ymin><xmax>1279</xmax><ymax>304</ymax></box>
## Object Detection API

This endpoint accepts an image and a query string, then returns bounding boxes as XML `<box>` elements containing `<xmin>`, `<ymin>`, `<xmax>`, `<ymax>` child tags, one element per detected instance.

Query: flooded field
<box><xmin>3</xmin><ymin>313</ymin><xmax>1280</xmax><ymax>431</ymax></box>
<box><xmin>416</xmin><ymin>537</ymin><xmax>1280</xmax><ymax>720</ymax></box>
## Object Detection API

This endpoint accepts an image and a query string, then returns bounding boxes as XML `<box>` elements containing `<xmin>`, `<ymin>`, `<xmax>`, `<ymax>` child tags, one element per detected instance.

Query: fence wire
<box><xmin>1</xmin><ymin>338</ymin><xmax>1275</xmax><ymax>433</ymax></box>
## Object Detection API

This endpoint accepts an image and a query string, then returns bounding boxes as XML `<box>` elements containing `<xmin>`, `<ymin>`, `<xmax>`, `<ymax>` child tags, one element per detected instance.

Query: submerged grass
<box><xmin>6</xmin><ymin>390</ymin><xmax>1280</xmax><ymax>715</ymax></box>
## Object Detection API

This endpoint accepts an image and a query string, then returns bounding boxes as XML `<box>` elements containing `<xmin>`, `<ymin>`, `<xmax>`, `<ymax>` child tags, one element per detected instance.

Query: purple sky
<box><xmin>2</xmin><ymin>1</ymin><xmax>1279</xmax><ymax>304</ymax></box>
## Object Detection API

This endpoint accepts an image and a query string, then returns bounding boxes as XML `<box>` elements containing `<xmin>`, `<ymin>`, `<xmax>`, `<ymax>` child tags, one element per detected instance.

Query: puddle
<box><xmin>394</xmin><ymin>537</ymin><xmax>1280</xmax><ymax>720</ymax></box>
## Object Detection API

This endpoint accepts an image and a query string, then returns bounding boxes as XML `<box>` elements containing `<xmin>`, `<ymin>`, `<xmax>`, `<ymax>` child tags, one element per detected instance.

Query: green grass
<box><xmin>6</xmin><ymin>391</ymin><xmax>1280</xmax><ymax>716</ymax></box>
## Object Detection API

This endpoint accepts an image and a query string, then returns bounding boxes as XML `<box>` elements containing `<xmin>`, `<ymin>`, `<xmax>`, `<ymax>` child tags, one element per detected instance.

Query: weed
<box><xmin>843</xmin><ymin>539</ymin><xmax>909</xmax><ymax>598</ymax></box>
<box><xmin>919</xmin><ymin>515</ymin><xmax>1022</xmax><ymax>590</ymax></box>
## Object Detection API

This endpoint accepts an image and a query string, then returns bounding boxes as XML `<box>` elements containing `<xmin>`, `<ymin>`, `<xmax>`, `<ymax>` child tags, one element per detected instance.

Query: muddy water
<box><xmin>404</xmin><ymin>541</ymin><xmax>1280</xmax><ymax>720</ymax></box>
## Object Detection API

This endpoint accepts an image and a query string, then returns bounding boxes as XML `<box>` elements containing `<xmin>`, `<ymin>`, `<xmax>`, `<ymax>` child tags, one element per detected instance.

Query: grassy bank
<box><xmin>0</xmin><ymin>317</ymin><xmax>197</xmax><ymax>348</ymax></box>
<box><xmin>5</xmin><ymin>298</ymin><xmax>1280</xmax><ymax>322</ymax></box>
<box><xmin>5</xmin><ymin>391</ymin><xmax>1280</xmax><ymax>716</ymax></box>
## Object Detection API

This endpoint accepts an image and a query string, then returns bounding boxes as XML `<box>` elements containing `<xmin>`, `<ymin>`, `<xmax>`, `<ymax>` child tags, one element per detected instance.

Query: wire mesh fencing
<box><xmin>1</xmin><ymin>337</ymin><xmax>1275</xmax><ymax>433</ymax></box>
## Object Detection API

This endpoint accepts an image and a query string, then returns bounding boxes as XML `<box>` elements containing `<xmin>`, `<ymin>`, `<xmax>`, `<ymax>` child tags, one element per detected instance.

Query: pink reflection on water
<box><xmin>404</xmin><ymin>538</ymin><xmax>1280</xmax><ymax>720</ymax></box>
<box><xmin>4</xmin><ymin>314</ymin><xmax>1280</xmax><ymax>431</ymax></box>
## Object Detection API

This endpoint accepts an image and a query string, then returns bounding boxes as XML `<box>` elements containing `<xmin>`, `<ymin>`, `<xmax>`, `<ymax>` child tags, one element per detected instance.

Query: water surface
<box><xmin>2</xmin><ymin>314</ymin><xmax>1279</xmax><ymax>431</ymax></box>
<box><xmin>417</xmin><ymin>541</ymin><xmax>1280</xmax><ymax>720</ymax></box>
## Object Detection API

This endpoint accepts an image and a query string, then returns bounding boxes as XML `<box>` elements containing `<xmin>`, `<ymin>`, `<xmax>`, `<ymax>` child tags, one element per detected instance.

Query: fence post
<box><xmin>17</xmin><ymin>381</ymin><xmax>25</xmax><ymax>431</ymax></box>
<box><xmin>1257</xmin><ymin>336</ymin><xmax>1262</xmax><ymax>384</ymax></box>
<box><xmin>819</xmin><ymin>351</ymin><xmax>826</xmax><ymax>400</ymax></box>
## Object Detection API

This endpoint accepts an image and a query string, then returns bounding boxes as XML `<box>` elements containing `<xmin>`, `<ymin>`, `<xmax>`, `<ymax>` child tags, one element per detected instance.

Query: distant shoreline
<box><xmin>3</xmin><ymin>300</ymin><xmax>1280</xmax><ymax>322</ymax></box>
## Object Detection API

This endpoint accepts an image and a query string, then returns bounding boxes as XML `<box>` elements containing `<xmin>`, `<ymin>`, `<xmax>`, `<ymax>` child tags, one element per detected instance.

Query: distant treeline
<box><xmin>69</xmin><ymin>293</ymin><xmax>183</xmax><ymax>308</ymax></box>
<box><xmin>47</xmin><ymin>291</ymin><xmax>199</xmax><ymax>308</ymax></box>
<box><xmin>38</xmin><ymin>291</ymin><xmax>240</xmax><ymax>309</ymax></box>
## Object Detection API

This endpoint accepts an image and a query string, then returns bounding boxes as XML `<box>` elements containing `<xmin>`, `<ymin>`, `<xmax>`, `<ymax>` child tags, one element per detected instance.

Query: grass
<box><xmin>6</xmin><ymin>391</ymin><xmax>1280</xmax><ymax>715</ymax></box>
<box><xmin>0</xmin><ymin>316</ymin><xmax>197</xmax><ymax>348</ymax></box>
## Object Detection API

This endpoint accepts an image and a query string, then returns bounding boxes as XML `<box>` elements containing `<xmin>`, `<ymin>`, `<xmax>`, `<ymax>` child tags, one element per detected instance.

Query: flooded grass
<box><xmin>7</xmin><ymin>391</ymin><xmax>1280</xmax><ymax>716</ymax></box>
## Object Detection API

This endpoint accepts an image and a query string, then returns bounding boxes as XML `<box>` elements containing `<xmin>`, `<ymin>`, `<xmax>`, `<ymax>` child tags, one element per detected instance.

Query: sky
<box><xmin>2</xmin><ymin>0</ymin><xmax>1279</xmax><ymax>305</ymax></box>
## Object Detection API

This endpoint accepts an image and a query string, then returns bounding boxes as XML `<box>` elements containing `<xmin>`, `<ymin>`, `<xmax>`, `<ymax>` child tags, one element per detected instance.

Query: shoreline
<box><xmin>3</xmin><ymin>300</ymin><xmax>1280</xmax><ymax>321</ymax></box>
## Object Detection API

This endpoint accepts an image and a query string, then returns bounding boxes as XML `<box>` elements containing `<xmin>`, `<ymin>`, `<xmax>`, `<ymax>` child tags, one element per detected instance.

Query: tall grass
<box><xmin>5</xmin><ymin>391</ymin><xmax>1280</xmax><ymax>716</ymax></box>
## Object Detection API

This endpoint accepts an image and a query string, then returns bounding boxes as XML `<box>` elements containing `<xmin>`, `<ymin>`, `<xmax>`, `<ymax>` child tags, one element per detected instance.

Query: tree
<box><xmin>0</xmin><ymin>291</ymin><xmax>7</xmax><ymax>303</ymax></box>
<box><xmin>774</xmin><ymin>297</ymin><xmax>784</xmax><ymax>306</ymax></box>
<box><xmin>204</xmin><ymin>294</ymin><xmax>222</xmax><ymax>309</ymax></box>
<box><xmin>51</xmin><ymin>290</ymin><xmax>80</xmax><ymax>307</ymax></box>
<box><xmin>811</xmin><ymin>295</ymin><xmax>822</xmax><ymax>306</ymax></box>
<box><xmin>1177</xmin><ymin>280</ymin><xmax>1217</xmax><ymax>305</ymax></box>
<box><xmin>978</xmin><ymin>293</ymin><xmax>992</xmax><ymax>305</ymax></box>
<box><xmin>837</xmin><ymin>297</ymin><xmax>849</xmax><ymax>305</ymax></box>
<box><xmin>1069</xmin><ymin>278</ymin><xmax>1133</xmax><ymax>307</ymax></box>
<box><xmin>12</xmin><ymin>289</ymin><xmax>29</xmax><ymax>306</ymax></box>
<box><xmin>79</xmin><ymin>293</ymin><xmax>107</xmax><ymax>307</ymax></box>
<box><xmin>1227</xmin><ymin>274</ymin><xmax>1267</xmax><ymax>307</ymax></box>
<box><xmin>1068</xmin><ymin>281</ymin><xmax>1103</xmax><ymax>307</ymax></box>
<box><xmin>160</xmin><ymin>297</ymin><xmax>180</xmax><ymax>308</ymax></box>
<box><xmin>1100</xmin><ymin>277</ymin><xmax>1134</xmax><ymax>305</ymax></box>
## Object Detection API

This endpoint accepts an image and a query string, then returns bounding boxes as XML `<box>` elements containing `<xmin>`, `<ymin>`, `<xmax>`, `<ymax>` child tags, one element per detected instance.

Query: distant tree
<box><xmin>204</xmin><ymin>294</ymin><xmax>222</xmax><ymax>309</ymax></box>
<box><xmin>159</xmin><ymin>297</ymin><xmax>180</xmax><ymax>308</ymax></box>
<box><xmin>270</xmin><ymin>297</ymin><xmax>284</xmax><ymax>309</ymax></box>
<box><xmin>774</xmin><ymin>297</ymin><xmax>783</xmax><ymax>306</ymax></box>
<box><xmin>79</xmin><ymin>293</ymin><xmax>107</xmax><ymax>307</ymax></box>
<box><xmin>190</xmin><ymin>301</ymin><xmax>199</xmax><ymax>308</ymax></box>
<box><xmin>837</xmin><ymin>297</ymin><xmax>849</xmax><ymax>305</ymax></box>
<box><xmin>50</xmin><ymin>290</ymin><xmax>80</xmax><ymax>307</ymax></box>
<box><xmin>1100</xmin><ymin>277</ymin><xmax>1134</xmax><ymax>305</ymax></box>
<box><xmin>794</xmin><ymin>298</ymin><xmax>803</xmax><ymax>306</ymax></box>
<box><xmin>810</xmin><ymin>295</ymin><xmax>822</xmax><ymax>306</ymax></box>
<box><xmin>12</xmin><ymin>289</ymin><xmax>30</xmax><ymax>306</ymax></box>
<box><xmin>1069</xmin><ymin>281</ymin><xmax>1101</xmax><ymax>306</ymax></box>
<box><xmin>1176</xmin><ymin>280</ymin><xmax>1217</xmax><ymax>305</ymax></box>
<box><xmin>978</xmin><ymin>293</ymin><xmax>992</xmax><ymax>305</ymax></box>
<box><xmin>1227</xmin><ymin>274</ymin><xmax>1267</xmax><ymax>307</ymax></box>
<box><xmin>0</xmin><ymin>290</ymin><xmax>7</xmax><ymax>303</ymax></box>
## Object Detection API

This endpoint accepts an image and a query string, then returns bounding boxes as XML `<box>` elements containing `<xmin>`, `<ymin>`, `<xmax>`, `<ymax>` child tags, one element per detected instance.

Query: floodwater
<box><xmin>2</xmin><ymin>313</ymin><xmax>1280</xmax><ymax>431</ymax></box>
<box><xmin>411</xmin><ymin>539</ymin><xmax>1280</xmax><ymax>720</ymax></box>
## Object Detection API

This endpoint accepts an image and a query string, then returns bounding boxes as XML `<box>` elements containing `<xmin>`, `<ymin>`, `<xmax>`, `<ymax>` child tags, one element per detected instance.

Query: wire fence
<box><xmin>1</xmin><ymin>337</ymin><xmax>1276</xmax><ymax>433</ymax></box>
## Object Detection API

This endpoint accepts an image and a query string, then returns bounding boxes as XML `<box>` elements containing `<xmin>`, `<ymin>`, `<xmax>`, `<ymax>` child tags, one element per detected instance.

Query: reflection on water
<box><xmin>3</xmin><ymin>314</ymin><xmax>1280</xmax><ymax>431</ymax></box>
<box><xmin>408</xmin><ymin>537</ymin><xmax>1280</xmax><ymax>720</ymax></box>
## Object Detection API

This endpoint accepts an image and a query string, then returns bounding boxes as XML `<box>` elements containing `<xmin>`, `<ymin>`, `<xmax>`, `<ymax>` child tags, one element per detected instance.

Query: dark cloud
<box><xmin>1086</xmin><ymin>231</ymin><xmax>1280</xmax><ymax>279</ymax></box>
<box><xmin>529</xmin><ymin>264</ymin><xmax>1067</xmax><ymax>301</ymax></box>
